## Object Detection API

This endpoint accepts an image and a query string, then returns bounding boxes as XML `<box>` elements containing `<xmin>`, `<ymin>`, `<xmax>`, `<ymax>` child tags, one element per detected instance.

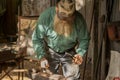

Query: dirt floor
<box><xmin>0</xmin><ymin>57</ymin><xmax>92</xmax><ymax>80</ymax></box>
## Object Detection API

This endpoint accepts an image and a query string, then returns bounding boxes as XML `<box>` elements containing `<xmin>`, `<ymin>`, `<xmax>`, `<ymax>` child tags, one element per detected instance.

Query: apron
<box><xmin>45</xmin><ymin>48</ymin><xmax>81</xmax><ymax>80</ymax></box>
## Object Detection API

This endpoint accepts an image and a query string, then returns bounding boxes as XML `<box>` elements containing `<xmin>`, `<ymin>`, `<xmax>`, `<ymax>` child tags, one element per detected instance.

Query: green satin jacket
<box><xmin>32</xmin><ymin>7</ymin><xmax>90</xmax><ymax>59</ymax></box>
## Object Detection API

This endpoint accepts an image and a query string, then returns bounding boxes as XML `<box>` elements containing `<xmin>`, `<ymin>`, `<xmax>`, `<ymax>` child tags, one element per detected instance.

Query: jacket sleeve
<box><xmin>32</xmin><ymin>7</ymin><xmax>54</xmax><ymax>59</ymax></box>
<box><xmin>32</xmin><ymin>22</ymin><xmax>47</xmax><ymax>59</ymax></box>
<box><xmin>75</xmin><ymin>14</ymin><xmax>90</xmax><ymax>57</ymax></box>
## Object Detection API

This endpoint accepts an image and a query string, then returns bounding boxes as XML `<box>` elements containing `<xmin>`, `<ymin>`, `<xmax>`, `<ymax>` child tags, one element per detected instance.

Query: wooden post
<box><xmin>92</xmin><ymin>0</ymin><xmax>99</xmax><ymax>80</ymax></box>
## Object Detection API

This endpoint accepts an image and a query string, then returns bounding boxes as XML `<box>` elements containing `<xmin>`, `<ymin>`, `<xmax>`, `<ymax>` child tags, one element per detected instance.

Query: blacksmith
<box><xmin>32</xmin><ymin>0</ymin><xmax>90</xmax><ymax>79</ymax></box>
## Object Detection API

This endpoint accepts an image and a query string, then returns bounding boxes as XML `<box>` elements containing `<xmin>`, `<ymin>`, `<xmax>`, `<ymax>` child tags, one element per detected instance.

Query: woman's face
<box><xmin>57</xmin><ymin>0</ymin><xmax>75</xmax><ymax>18</ymax></box>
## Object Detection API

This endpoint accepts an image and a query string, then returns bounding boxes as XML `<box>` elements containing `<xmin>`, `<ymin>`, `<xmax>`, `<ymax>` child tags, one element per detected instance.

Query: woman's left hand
<box><xmin>72</xmin><ymin>54</ymin><xmax>83</xmax><ymax>65</ymax></box>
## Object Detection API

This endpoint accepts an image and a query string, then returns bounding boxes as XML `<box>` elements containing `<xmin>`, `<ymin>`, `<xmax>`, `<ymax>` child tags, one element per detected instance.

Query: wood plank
<box><xmin>12</xmin><ymin>69</ymin><xmax>28</xmax><ymax>72</ymax></box>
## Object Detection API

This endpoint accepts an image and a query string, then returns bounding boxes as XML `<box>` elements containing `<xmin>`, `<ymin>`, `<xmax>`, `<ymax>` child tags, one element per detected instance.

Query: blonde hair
<box><xmin>53</xmin><ymin>14</ymin><xmax>74</xmax><ymax>37</ymax></box>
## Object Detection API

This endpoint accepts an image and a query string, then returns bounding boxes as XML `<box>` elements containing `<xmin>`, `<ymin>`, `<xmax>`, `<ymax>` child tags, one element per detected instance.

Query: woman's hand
<box><xmin>40</xmin><ymin>58</ymin><xmax>49</xmax><ymax>68</ymax></box>
<box><xmin>72</xmin><ymin>54</ymin><xmax>83</xmax><ymax>65</ymax></box>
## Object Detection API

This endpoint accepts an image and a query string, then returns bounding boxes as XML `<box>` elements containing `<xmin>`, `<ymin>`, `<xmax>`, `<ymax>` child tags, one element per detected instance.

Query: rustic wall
<box><xmin>1</xmin><ymin>0</ymin><xmax>19</xmax><ymax>36</ymax></box>
<box><xmin>80</xmin><ymin>0</ymin><xmax>94</xmax><ymax>58</ymax></box>
<box><xmin>111</xmin><ymin>0</ymin><xmax>120</xmax><ymax>21</ymax></box>
<box><xmin>22</xmin><ymin>0</ymin><xmax>50</xmax><ymax>16</ymax></box>
<box><xmin>0</xmin><ymin>0</ymin><xmax>6</xmax><ymax>36</ymax></box>
<box><xmin>79</xmin><ymin>0</ymin><xmax>94</xmax><ymax>80</ymax></box>
<box><xmin>105</xmin><ymin>0</ymin><xmax>120</xmax><ymax>80</ymax></box>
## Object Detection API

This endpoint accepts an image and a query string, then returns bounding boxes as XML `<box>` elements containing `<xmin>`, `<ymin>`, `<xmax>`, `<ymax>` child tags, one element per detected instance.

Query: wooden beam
<box><xmin>92</xmin><ymin>0</ymin><xmax>99</xmax><ymax>80</ymax></box>
<box><xmin>12</xmin><ymin>69</ymin><xmax>28</xmax><ymax>72</ymax></box>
